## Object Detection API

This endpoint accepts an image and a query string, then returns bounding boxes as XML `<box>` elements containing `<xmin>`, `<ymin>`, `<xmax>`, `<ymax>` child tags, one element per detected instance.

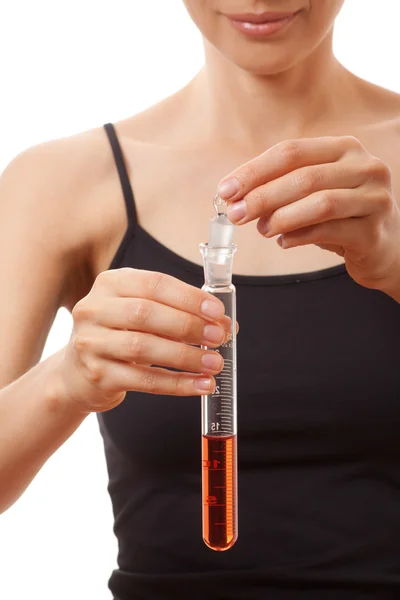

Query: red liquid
<box><xmin>202</xmin><ymin>434</ymin><xmax>237</xmax><ymax>551</ymax></box>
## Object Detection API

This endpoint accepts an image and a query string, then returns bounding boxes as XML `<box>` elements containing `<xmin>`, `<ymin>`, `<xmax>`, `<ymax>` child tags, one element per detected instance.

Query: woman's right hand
<box><xmin>59</xmin><ymin>268</ymin><xmax>231</xmax><ymax>414</ymax></box>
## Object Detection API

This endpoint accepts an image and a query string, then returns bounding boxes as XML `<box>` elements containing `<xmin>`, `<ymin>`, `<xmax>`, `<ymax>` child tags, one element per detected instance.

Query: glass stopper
<box><xmin>213</xmin><ymin>193</ymin><xmax>228</xmax><ymax>216</ymax></box>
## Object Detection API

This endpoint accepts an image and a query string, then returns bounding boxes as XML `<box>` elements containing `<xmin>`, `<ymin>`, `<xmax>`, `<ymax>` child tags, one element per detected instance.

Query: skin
<box><xmin>1</xmin><ymin>0</ymin><xmax>400</xmax><ymax>510</ymax></box>
<box><xmin>220</xmin><ymin>136</ymin><xmax>400</xmax><ymax>296</ymax></box>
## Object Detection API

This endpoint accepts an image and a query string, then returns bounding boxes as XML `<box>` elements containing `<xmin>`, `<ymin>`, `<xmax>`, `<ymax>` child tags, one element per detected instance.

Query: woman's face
<box><xmin>183</xmin><ymin>0</ymin><xmax>345</xmax><ymax>75</ymax></box>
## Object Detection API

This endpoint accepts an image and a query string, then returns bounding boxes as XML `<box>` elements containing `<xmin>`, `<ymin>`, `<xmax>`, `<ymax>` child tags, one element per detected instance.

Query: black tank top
<box><xmin>98</xmin><ymin>123</ymin><xmax>400</xmax><ymax>600</ymax></box>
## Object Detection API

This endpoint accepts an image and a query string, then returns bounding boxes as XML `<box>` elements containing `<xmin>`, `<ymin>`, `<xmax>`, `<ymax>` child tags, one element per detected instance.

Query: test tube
<box><xmin>199</xmin><ymin>205</ymin><xmax>238</xmax><ymax>551</ymax></box>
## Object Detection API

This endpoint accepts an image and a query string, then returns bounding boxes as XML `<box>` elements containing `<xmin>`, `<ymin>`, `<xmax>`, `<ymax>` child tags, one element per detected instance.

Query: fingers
<box><xmin>217</xmin><ymin>136</ymin><xmax>360</xmax><ymax>203</ymax></box>
<box><xmin>276</xmin><ymin>217</ymin><xmax>373</xmax><ymax>251</ymax></box>
<box><xmin>70</xmin><ymin>269</ymin><xmax>240</xmax><ymax>402</ymax></box>
<box><xmin>96</xmin><ymin>268</ymin><xmax>225</xmax><ymax>321</ymax></box>
<box><xmin>81</xmin><ymin>297</ymin><xmax>226</xmax><ymax>347</ymax></box>
<box><xmin>257</xmin><ymin>187</ymin><xmax>379</xmax><ymax>238</ymax></box>
<box><xmin>75</xmin><ymin>326</ymin><xmax>224</xmax><ymax>375</ymax></box>
<box><xmin>79</xmin><ymin>356</ymin><xmax>216</xmax><ymax>397</ymax></box>
<box><xmin>227</xmin><ymin>160</ymin><xmax>366</xmax><ymax>226</ymax></box>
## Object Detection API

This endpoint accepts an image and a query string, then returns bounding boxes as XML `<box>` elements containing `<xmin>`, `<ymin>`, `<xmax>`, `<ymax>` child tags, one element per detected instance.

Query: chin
<box><xmin>217</xmin><ymin>42</ymin><xmax>310</xmax><ymax>76</ymax></box>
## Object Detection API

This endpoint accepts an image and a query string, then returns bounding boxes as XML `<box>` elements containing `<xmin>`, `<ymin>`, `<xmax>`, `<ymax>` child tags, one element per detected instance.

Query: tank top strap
<box><xmin>104</xmin><ymin>122</ymin><xmax>138</xmax><ymax>229</ymax></box>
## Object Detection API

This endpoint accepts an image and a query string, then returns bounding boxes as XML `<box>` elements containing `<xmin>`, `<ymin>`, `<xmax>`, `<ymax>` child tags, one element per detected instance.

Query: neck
<box><xmin>193</xmin><ymin>32</ymin><xmax>353</xmax><ymax>150</ymax></box>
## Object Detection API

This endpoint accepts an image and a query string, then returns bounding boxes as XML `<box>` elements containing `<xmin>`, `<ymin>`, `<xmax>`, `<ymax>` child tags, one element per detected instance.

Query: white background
<box><xmin>0</xmin><ymin>1</ymin><xmax>399</xmax><ymax>598</ymax></box>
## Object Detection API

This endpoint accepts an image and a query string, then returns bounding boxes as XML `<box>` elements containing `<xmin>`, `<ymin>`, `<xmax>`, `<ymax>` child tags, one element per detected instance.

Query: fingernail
<box><xmin>201</xmin><ymin>299</ymin><xmax>224</xmax><ymax>320</ymax></box>
<box><xmin>201</xmin><ymin>353</ymin><xmax>223</xmax><ymax>372</ymax></box>
<box><xmin>227</xmin><ymin>200</ymin><xmax>247</xmax><ymax>224</ymax></box>
<box><xmin>277</xmin><ymin>235</ymin><xmax>287</xmax><ymax>248</ymax></box>
<box><xmin>203</xmin><ymin>324</ymin><xmax>224</xmax><ymax>345</ymax></box>
<box><xmin>218</xmin><ymin>177</ymin><xmax>240</xmax><ymax>200</ymax></box>
<box><xmin>222</xmin><ymin>315</ymin><xmax>233</xmax><ymax>333</ymax></box>
<box><xmin>259</xmin><ymin>219</ymin><xmax>270</xmax><ymax>236</ymax></box>
<box><xmin>195</xmin><ymin>377</ymin><xmax>214</xmax><ymax>392</ymax></box>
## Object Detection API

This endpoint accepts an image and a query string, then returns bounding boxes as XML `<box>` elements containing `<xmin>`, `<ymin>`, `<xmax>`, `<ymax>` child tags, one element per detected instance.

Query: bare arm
<box><xmin>0</xmin><ymin>352</ymin><xmax>88</xmax><ymax>514</ymax></box>
<box><xmin>0</xmin><ymin>140</ymin><xmax>94</xmax><ymax>514</ymax></box>
<box><xmin>0</xmin><ymin>129</ymin><xmax>228</xmax><ymax>514</ymax></box>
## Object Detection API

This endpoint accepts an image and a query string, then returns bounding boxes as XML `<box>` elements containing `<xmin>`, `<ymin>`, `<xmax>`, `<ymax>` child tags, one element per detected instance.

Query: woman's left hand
<box><xmin>217</xmin><ymin>136</ymin><xmax>400</xmax><ymax>300</ymax></box>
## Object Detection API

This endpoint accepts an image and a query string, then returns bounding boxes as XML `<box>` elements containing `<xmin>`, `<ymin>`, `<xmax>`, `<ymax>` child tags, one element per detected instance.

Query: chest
<box><xmin>99</xmin><ymin>127</ymin><xmax>400</xmax><ymax>280</ymax></box>
<box><xmin>99</xmin><ymin>263</ymin><xmax>400</xmax><ymax>474</ymax></box>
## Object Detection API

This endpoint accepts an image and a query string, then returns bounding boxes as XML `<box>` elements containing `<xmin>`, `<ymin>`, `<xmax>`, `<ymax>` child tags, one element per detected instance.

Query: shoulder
<box><xmin>368</xmin><ymin>84</ymin><xmax>400</xmax><ymax>166</ymax></box>
<box><xmin>354</xmin><ymin>74</ymin><xmax>400</xmax><ymax>117</ymax></box>
<box><xmin>359</xmin><ymin>82</ymin><xmax>400</xmax><ymax>204</ymax></box>
<box><xmin>0</xmin><ymin>126</ymin><xmax>115</xmax><ymax>239</ymax></box>
<box><xmin>1</xmin><ymin>126</ymin><xmax>113</xmax><ymax>192</ymax></box>
<box><xmin>355</xmin><ymin>78</ymin><xmax>400</xmax><ymax>140</ymax></box>
<box><xmin>351</xmin><ymin>78</ymin><xmax>400</xmax><ymax>169</ymax></box>
<box><xmin>0</xmin><ymin>125</ymin><xmax>122</xmax><ymax>304</ymax></box>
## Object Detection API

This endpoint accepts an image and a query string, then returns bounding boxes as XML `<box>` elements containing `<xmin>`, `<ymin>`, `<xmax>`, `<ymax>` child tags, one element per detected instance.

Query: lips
<box><xmin>224</xmin><ymin>10</ymin><xmax>300</xmax><ymax>37</ymax></box>
<box><xmin>225</xmin><ymin>11</ymin><xmax>298</xmax><ymax>23</ymax></box>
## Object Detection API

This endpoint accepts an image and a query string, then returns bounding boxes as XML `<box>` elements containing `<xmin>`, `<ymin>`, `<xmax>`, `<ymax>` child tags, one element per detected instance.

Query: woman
<box><xmin>1</xmin><ymin>0</ymin><xmax>400</xmax><ymax>598</ymax></box>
